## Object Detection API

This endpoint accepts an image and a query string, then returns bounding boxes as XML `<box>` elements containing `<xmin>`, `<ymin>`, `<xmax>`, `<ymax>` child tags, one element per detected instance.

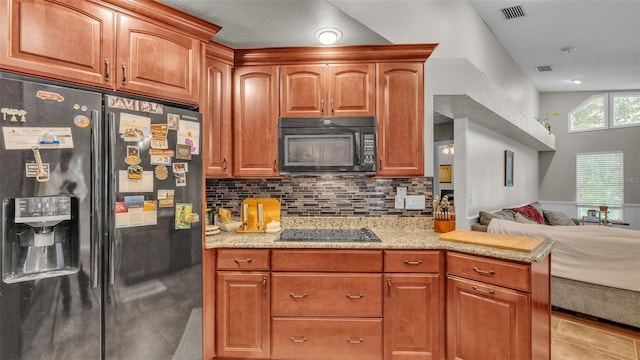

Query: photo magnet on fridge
<box><xmin>175</xmin><ymin>203</ymin><xmax>192</xmax><ymax>229</ymax></box>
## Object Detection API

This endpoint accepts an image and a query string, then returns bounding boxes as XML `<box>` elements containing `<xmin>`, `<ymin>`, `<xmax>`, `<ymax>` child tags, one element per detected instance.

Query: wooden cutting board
<box><xmin>439</xmin><ymin>229</ymin><xmax>545</xmax><ymax>253</ymax></box>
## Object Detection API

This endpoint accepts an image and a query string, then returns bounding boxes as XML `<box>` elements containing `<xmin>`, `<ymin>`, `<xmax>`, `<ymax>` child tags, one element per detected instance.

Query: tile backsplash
<box><xmin>206</xmin><ymin>176</ymin><xmax>433</xmax><ymax>217</ymax></box>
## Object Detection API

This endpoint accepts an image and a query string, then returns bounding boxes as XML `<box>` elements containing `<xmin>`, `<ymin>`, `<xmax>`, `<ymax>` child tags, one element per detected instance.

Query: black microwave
<box><xmin>278</xmin><ymin>117</ymin><xmax>377</xmax><ymax>175</ymax></box>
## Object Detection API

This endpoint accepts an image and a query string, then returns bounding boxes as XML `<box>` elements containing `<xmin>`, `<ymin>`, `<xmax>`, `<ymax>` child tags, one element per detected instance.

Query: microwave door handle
<box><xmin>355</xmin><ymin>132</ymin><xmax>361</xmax><ymax>165</ymax></box>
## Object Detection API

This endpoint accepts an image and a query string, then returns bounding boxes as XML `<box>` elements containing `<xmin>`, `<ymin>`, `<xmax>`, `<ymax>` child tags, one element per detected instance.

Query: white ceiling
<box><xmin>158</xmin><ymin>0</ymin><xmax>640</xmax><ymax>93</ymax></box>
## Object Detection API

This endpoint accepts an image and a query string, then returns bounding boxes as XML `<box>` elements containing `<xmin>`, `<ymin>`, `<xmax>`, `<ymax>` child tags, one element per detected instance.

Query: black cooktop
<box><xmin>275</xmin><ymin>228</ymin><xmax>381</xmax><ymax>242</ymax></box>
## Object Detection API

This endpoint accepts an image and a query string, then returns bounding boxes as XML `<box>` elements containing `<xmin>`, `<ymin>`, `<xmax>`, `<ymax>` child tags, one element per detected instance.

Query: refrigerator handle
<box><xmin>90</xmin><ymin>110</ymin><xmax>102</xmax><ymax>289</ymax></box>
<box><xmin>107</xmin><ymin>112</ymin><xmax>118</xmax><ymax>286</ymax></box>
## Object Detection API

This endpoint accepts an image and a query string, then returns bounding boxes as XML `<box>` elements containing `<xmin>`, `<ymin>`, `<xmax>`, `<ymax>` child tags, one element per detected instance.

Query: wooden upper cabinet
<box><xmin>0</xmin><ymin>0</ymin><xmax>115</xmax><ymax>88</ymax></box>
<box><xmin>280</xmin><ymin>63</ymin><xmax>374</xmax><ymax>118</ymax></box>
<box><xmin>233</xmin><ymin>66</ymin><xmax>280</xmax><ymax>177</ymax></box>
<box><xmin>376</xmin><ymin>62</ymin><xmax>424</xmax><ymax>177</ymax></box>
<box><xmin>116</xmin><ymin>14</ymin><xmax>200</xmax><ymax>105</ymax></box>
<box><xmin>203</xmin><ymin>53</ymin><xmax>233</xmax><ymax>177</ymax></box>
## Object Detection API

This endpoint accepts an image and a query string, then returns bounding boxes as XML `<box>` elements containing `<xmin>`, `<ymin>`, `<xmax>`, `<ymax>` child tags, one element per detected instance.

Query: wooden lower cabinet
<box><xmin>384</xmin><ymin>274</ymin><xmax>443</xmax><ymax>360</ymax></box>
<box><xmin>272</xmin><ymin>317</ymin><xmax>383</xmax><ymax>360</ymax></box>
<box><xmin>445</xmin><ymin>252</ymin><xmax>550</xmax><ymax>360</ymax></box>
<box><xmin>216</xmin><ymin>271</ymin><xmax>270</xmax><ymax>359</ymax></box>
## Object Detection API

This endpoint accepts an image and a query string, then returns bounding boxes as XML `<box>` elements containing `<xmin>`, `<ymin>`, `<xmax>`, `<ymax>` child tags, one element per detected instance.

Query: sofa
<box><xmin>471</xmin><ymin>202</ymin><xmax>640</xmax><ymax>329</ymax></box>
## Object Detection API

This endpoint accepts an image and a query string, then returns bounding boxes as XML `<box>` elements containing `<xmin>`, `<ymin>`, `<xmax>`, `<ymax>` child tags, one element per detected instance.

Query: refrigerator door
<box><xmin>104</xmin><ymin>96</ymin><xmax>202</xmax><ymax>359</ymax></box>
<box><xmin>0</xmin><ymin>73</ymin><xmax>102</xmax><ymax>359</ymax></box>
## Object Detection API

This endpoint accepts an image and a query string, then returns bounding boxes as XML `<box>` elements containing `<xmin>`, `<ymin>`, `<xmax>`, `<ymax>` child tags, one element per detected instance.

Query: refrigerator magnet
<box><xmin>125</xmin><ymin>146</ymin><xmax>141</xmax><ymax>165</ymax></box>
<box><xmin>157</xmin><ymin>189</ymin><xmax>174</xmax><ymax>207</ymax></box>
<box><xmin>127</xmin><ymin>164</ymin><xmax>143</xmax><ymax>179</ymax></box>
<box><xmin>167</xmin><ymin>113</ymin><xmax>180</xmax><ymax>130</ymax></box>
<box><xmin>154</xmin><ymin>165</ymin><xmax>168</xmax><ymax>180</ymax></box>
<box><xmin>172</xmin><ymin>163</ymin><xmax>188</xmax><ymax>173</ymax></box>
<box><xmin>174</xmin><ymin>172</ymin><xmax>186</xmax><ymax>187</ymax></box>
<box><xmin>175</xmin><ymin>203</ymin><xmax>192</xmax><ymax>229</ymax></box>
<box><xmin>175</xmin><ymin>144</ymin><xmax>191</xmax><ymax>160</ymax></box>
<box><xmin>150</xmin><ymin>124</ymin><xmax>169</xmax><ymax>149</ymax></box>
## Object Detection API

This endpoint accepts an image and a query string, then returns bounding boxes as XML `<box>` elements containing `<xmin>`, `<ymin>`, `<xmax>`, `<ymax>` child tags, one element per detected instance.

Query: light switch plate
<box><xmin>396</xmin><ymin>187</ymin><xmax>407</xmax><ymax>198</ymax></box>
<box><xmin>405</xmin><ymin>195</ymin><xmax>425</xmax><ymax>210</ymax></box>
<box><xmin>394</xmin><ymin>196</ymin><xmax>405</xmax><ymax>209</ymax></box>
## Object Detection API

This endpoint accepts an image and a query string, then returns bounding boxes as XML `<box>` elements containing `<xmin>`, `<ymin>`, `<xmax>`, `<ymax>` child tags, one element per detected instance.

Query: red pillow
<box><xmin>510</xmin><ymin>205</ymin><xmax>545</xmax><ymax>224</ymax></box>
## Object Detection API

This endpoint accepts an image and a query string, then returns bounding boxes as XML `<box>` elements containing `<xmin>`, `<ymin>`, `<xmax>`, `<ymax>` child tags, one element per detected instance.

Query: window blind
<box><xmin>576</xmin><ymin>152</ymin><xmax>623</xmax><ymax>219</ymax></box>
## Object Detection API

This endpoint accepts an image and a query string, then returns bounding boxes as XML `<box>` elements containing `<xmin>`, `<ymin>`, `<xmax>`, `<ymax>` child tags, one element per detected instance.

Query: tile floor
<box><xmin>552</xmin><ymin>311</ymin><xmax>640</xmax><ymax>360</ymax></box>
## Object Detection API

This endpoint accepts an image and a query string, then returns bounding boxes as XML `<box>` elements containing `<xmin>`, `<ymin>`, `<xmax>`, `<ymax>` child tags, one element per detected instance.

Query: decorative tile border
<box><xmin>205</xmin><ymin>176</ymin><xmax>433</xmax><ymax>217</ymax></box>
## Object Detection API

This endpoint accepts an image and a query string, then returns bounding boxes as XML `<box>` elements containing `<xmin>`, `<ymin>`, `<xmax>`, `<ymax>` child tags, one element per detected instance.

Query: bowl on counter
<box><xmin>219</xmin><ymin>221</ymin><xmax>242</xmax><ymax>232</ymax></box>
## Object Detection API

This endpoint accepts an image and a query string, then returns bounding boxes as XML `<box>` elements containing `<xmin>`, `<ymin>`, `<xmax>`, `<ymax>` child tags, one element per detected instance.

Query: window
<box><xmin>569</xmin><ymin>93</ymin><xmax>640</xmax><ymax>132</ymax></box>
<box><xmin>612</xmin><ymin>93</ymin><xmax>640</xmax><ymax>127</ymax></box>
<box><xmin>569</xmin><ymin>94</ymin><xmax>607</xmax><ymax>132</ymax></box>
<box><xmin>576</xmin><ymin>152</ymin><xmax>624</xmax><ymax>221</ymax></box>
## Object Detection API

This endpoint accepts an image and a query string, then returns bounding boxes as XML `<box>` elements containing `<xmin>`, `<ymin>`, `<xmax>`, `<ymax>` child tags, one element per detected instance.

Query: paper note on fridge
<box><xmin>177</xmin><ymin>120</ymin><xmax>200</xmax><ymax>155</ymax></box>
<box><xmin>119</xmin><ymin>112</ymin><xmax>151</xmax><ymax>140</ymax></box>
<box><xmin>2</xmin><ymin>127</ymin><xmax>74</xmax><ymax>149</ymax></box>
<box><xmin>118</xmin><ymin>170</ymin><xmax>154</xmax><ymax>193</ymax></box>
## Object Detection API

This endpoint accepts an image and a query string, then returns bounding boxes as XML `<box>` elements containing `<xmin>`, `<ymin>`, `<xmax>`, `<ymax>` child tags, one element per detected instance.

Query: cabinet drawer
<box><xmin>272</xmin><ymin>273</ymin><xmax>382</xmax><ymax>317</ymax></box>
<box><xmin>384</xmin><ymin>250</ymin><xmax>442</xmax><ymax>273</ymax></box>
<box><xmin>446</xmin><ymin>252</ymin><xmax>530</xmax><ymax>292</ymax></box>
<box><xmin>216</xmin><ymin>249</ymin><xmax>270</xmax><ymax>270</ymax></box>
<box><xmin>272</xmin><ymin>317</ymin><xmax>382</xmax><ymax>360</ymax></box>
<box><xmin>271</xmin><ymin>249</ymin><xmax>383</xmax><ymax>272</ymax></box>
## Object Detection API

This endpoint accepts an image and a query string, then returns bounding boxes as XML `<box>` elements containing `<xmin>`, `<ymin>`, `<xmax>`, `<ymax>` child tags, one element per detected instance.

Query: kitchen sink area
<box><xmin>275</xmin><ymin>228</ymin><xmax>381</xmax><ymax>242</ymax></box>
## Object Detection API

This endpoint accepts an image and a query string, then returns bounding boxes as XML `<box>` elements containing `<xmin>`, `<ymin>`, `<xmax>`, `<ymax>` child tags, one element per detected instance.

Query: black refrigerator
<box><xmin>0</xmin><ymin>72</ymin><xmax>203</xmax><ymax>359</ymax></box>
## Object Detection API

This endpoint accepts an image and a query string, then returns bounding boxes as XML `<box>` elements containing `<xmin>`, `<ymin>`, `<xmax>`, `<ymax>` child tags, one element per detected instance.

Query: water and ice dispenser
<box><xmin>2</xmin><ymin>196</ymin><xmax>79</xmax><ymax>283</ymax></box>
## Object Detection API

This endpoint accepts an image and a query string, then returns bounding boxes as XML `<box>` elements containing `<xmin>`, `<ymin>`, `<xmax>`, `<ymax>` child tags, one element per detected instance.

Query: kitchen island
<box><xmin>203</xmin><ymin>217</ymin><xmax>554</xmax><ymax>360</ymax></box>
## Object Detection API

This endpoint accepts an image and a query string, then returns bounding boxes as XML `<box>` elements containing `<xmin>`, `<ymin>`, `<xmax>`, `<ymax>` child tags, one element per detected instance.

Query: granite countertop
<box><xmin>205</xmin><ymin>217</ymin><xmax>555</xmax><ymax>263</ymax></box>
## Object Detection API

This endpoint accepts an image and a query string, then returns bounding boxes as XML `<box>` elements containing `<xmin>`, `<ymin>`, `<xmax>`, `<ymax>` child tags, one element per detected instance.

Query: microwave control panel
<box><xmin>362</xmin><ymin>133</ymin><xmax>376</xmax><ymax>166</ymax></box>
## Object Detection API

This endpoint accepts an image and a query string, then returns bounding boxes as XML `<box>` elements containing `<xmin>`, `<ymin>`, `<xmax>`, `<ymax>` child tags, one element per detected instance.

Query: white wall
<box><xmin>461</xmin><ymin>119</ymin><xmax>540</xmax><ymax>228</ymax></box>
<box><xmin>333</xmin><ymin>0</ymin><xmax>541</xmax><ymax>177</ymax></box>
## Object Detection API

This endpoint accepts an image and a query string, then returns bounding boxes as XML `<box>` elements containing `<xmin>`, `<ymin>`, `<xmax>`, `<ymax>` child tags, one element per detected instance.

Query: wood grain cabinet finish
<box><xmin>203</xmin><ymin>50</ymin><xmax>233</xmax><ymax>177</ymax></box>
<box><xmin>233</xmin><ymin>66</ymin><xmax>280</xmax><ymax>177</ymax></box>
<box><xmin>280</xmin><ymin>63</ymin><xmax>375</xmax><ymax>118</ymax></box>
<box><xmin>384</xmin><ymin>250</ymin><xmax>444</xmax><ymax>360</ymax></box>
<box><xmin>272</xmin><ymin>317</ymin><xmax>383</xmax><ymax>360</ymax></box>
<box><xmin>445</xmin><ymin>252</ymin><xmax>551</xmax><ymax>360</ymax></box>
<box><xmin>376</xmin><ymin>62</ymin><xmax>425</xmax><ymax>177</ymax></box>
<box><xmin>216</xmin><ymin>271</ymin><xmax>270</xmax><ymax>359</ymax></box>
<box><xmin>116</xmin><ymin>14</ymin><xmax>200</xmax><ymax>105</ymax></box>
<box><xmin>0</xmin><ymin>0</ymin><xmax>115</xmax><ymax>88</ymax></box>
<box><xmin>1</xmin><ymin>0</ymin><xmax>202</xmax><ymax>105</ymax></box>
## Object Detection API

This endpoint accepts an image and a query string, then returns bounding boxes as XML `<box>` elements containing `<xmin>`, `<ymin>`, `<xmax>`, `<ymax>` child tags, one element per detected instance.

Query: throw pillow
<box><xmin>514</xmin><ymin>212</ymin><xmax>537</xmax><ymax>224</ymax></box>
<box><xmin>528</xmin><ymin>201</ymin><xmax>544</xmax><ymax>219</ymax></box>
<box><xmin>543</xmin><ymin>209</ymin><xmax>577</xmax><ymax>226</ymax></box>
<box><xmin>479</xmin><ymin>209</ymin><xmax>515</xmax><ymax>225</ymax></box>
<box><xmin>510</xmin><ymin>205</ymin><xmax>545</xmax><ymax>224</ymax></box>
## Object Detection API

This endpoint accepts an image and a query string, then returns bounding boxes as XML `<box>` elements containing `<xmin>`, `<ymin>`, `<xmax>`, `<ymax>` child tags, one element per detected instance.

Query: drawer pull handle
<box><xmin>473</xmin><ymin>285</ymin><xmax>495</xmax><ymax>295</ymax></box>
<box><xmin>472</xmin><ymin>267</ymin><xmax>495</xmax><ymax>275</ymax></box>
<box><xmin>290</xmin><ymin>336</ymin><xmax>308</xmax><ymax>343</ymax></box>
<box><xmin>234</xmin><ymin>258</ymin><xmax>252</xmax><ymax>263</ymax></box>
<box><xmin>289</xmin><ymin>293</ymin><xmax>308</xmax><ymax>299</ymax></box>
<box><xmin>404</xmin><ymin>259</ymin><xmax>423</xmax><ymax>265</ymax></box>
<box><xmin>346</xmin><ymin>338</ymin><xmax>365</xmax><ymax>344</ymax></box>
<box><xmin>345</xmin><ymin>293</ymin><xmax>364</xmax><ymax>299</ymax></box>
<box><xmin>387</xmin><ymin>278</ymin><xmax>392</xmax><ymax>296</ymax></box>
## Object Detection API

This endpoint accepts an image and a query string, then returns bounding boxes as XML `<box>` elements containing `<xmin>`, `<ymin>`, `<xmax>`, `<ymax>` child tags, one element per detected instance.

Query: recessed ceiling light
<box><xmin>571</xmin><ymin>79</ymin><xmax>582</xmax><ymax>84</ymax></box>
<box><xmin>315</xmin><ymin>28</ymin><xmax>342</xmax><ymax>45</ymax></box>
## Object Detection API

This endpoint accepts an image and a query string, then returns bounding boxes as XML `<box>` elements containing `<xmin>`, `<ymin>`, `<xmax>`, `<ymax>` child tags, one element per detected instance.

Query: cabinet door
<box><xmin>203</xmin><ymin>57</ymin><xmax>232</xmax><ymax>177</ymax></box>
<box><xmin>384</xmin><ymin>274</ymin><xmax>444</xmax><ymax>360</ymax></box>
<box><xmin>233</xmin><ymin>66</ymin><xmax>280</xmax><ymax>177</ymax></box>
<box><xmin>376</xmin><ymin>63</ymin><xmax>424</xmax><ymax>177</ymax></box>
<box><xmin>0</xmin><ymin>0</ymin><xmax>115</xmax><ymax>88</ymax></box>
<box><xmin>116</xmin><ymin>14</ymin><xmax>200</xmax><ymax>105</ymax></box>
<box><xmin>216</xmin><ymin>272</ymin><xmax>270</xmax><ymax>358</ymax></box>
<box><xmin>446</xmin><ymin>276</ymin><xmax>530</xmax><ymax>360</ymax></box>
<box><xmin>280</xmin><ymin>64</ymin><xmax>326</xmax><ymax>117</ymax></box>
<box><xmin>328</xmin><ymin>63</ymin><xmax>375</xmax><ymax>117</ymax></box>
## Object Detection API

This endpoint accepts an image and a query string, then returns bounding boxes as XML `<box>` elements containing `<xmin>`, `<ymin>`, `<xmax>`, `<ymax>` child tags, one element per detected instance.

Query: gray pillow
<box><xmin>479</xmin><ymin>209</ymin><xmax>515</xmax><ymax>226</ymax></box>
<box><xmin>528</xmin><ymin>201</ymin><xmax>544</xmax><ymax>218</ymax></box>
<box><xmin>514</xmin><ymin>212</ymin><xmax>537</xmax><ymax>224</ymax></box>
<box><xmin>543</xmin><ymin>209</ymin><xmax>577</xmax><ymax>226</ymax></box>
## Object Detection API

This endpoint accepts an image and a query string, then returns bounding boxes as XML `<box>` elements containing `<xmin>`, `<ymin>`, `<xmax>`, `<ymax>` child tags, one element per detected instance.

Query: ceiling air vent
<box><xmin>501</xmin><ymin>5</ymin><xmax>525</xmax><ymax>20</ymax></box>
<box><xmin>536</xmin><ymin>65</ymin><xmax>553</xmax><ymax>72</ymax></box>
